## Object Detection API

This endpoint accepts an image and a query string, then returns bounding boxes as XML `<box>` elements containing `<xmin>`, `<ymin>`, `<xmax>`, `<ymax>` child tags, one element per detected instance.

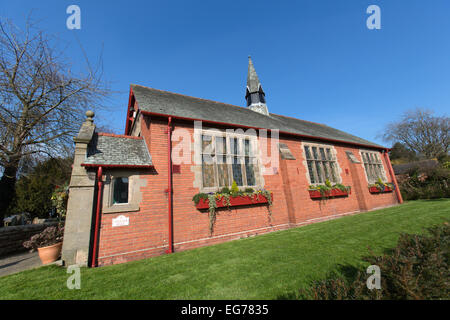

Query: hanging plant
<box><xmin>258</xmin><ymin>189</ymin><xmax>273</xmax><ymax>216</ymax></box>
<box><xmin>207</xmin><ymin>193</ymin><xmax>217</xmax><ymax>234</ymax></box>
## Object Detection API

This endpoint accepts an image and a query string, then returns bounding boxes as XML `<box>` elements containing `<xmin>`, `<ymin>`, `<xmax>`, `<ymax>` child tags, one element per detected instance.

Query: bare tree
<box><xmin>0</xmin><ymin>17</ymin><xmax>109</xmax><ymax>221</ymax></box>
<box><xmin>381</xmin><ymin>109</ymin><xmax>449</xmax><ymax>159</ymax></box>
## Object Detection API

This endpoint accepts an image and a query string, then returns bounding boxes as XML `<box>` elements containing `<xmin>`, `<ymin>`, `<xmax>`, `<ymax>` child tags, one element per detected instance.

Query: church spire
<box><xmin>245</xmin><ymin>56</ymin><xmax>269</xmax><ymax>115</ymax></box>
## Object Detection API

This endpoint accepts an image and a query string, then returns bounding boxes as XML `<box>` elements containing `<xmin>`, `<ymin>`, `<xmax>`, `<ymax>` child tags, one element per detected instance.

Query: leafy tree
<box><xmin>0</xmin><ymin>17</ymin><xmax>109</xmax><ymax>221</ymax></box>
<box><xmin>382</xmin><ymin>109</ymin><xmax>449</xmax><ymax>159</ymax></box>
<box><xmin>389</xmin><ymin>142</ymin><xmax>417</xmax><ymax>163</ymax></box>
<box><xmin>7</xmin><ymin>157</ymin><xmax>72</xmax><ymax>220</ymax></box>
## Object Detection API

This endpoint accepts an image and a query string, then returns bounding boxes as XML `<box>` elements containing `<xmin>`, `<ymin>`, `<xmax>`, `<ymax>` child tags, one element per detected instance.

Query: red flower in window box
<box><xmin>195</xmin><ymin>194</ymin><xmax>271</xmax><ymax>209</ymax></box>
<box><xmin>308</xmin><ymin>188</ymin><xmax>351</xmax><ymax>199</ymax></box>
<box><xmin>369</xmin><ymin>185</ymin><xmax>394</xmax><ymax>194</ymax></box>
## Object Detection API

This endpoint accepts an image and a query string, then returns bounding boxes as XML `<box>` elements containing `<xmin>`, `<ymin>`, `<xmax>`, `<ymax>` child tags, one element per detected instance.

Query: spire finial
<box><xmin>247</xmin><ymin>56</ymin><xmax>261</xmax><ymax>93</ymax></box>
<box><xmin>245</xmin><ymin>56</ymin><xmax>269</xmax><ymax>115</ymax></box>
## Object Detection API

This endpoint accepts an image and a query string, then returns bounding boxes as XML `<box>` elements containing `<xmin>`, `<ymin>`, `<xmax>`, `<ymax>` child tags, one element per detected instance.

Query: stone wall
<box><xmin>0</xmin><ymin>223</ymin><xmax>58</xmax><ymax>257</ymax></box>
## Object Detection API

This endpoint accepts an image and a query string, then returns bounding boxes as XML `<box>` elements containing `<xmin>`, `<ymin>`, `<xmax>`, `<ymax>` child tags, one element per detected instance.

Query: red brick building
<box><xmin>61</xmin><ymin>57</ymin><xmax>402</xmax><ymax>267</ymax></box>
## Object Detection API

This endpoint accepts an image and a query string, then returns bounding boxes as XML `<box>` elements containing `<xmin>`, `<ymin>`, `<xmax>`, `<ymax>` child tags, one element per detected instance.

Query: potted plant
<box><xmin>23</xmin><ymin>224</ymin><xmax>64</xmax><ymax>264</ymax></box>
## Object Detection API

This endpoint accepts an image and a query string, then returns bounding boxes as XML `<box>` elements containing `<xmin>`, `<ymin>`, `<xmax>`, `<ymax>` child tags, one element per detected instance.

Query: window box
<box><xmin>308</xmin><ymin>188</ymin><xmax>350</xmax><ymax>199</ymax></box>
<box><xmin>195</xmin><ymin>193</ymin><xmax>272</xmax><ymax>210</ymax></box>
<box><xmin>369</xmin><ymin>186</ymin><xmax>394</xmax><ymax>194</ymax></box>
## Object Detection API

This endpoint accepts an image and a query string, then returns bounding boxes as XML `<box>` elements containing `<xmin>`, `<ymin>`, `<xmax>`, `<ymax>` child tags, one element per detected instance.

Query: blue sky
<box><xmin>1</xmin><ymin>0</ymin><xmax>449</xmax><ymax>146</ymax></box>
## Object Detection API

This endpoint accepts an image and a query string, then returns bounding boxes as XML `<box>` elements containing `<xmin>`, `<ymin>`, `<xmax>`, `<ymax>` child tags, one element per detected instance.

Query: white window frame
<box><xmin>359</xmin><ymin>150</ymin><xmax>388</xmax><ymax>184</ymax></box>
<box><xmin>302</xmin><ymin>142</ymin><xmax>342</xmax><ymax>185</ymax></box>
<box><xmin>199</xmin><ymin>129</ymin><xmax>261</xmax><ymax>193</ymax></box>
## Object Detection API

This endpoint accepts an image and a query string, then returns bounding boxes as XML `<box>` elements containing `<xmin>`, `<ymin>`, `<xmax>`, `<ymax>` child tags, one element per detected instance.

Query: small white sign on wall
<box><xmin>112</xmin><ymin>215</ymin><xmax>129</xmax><ymax>227</ymax></box>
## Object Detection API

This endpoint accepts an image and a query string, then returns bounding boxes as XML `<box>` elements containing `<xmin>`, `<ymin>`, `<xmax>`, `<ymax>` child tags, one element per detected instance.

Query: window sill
<box><xmin>103</xmin><ymin>204</ymin><xmax>140</xmax><ymax>214</ymax></box>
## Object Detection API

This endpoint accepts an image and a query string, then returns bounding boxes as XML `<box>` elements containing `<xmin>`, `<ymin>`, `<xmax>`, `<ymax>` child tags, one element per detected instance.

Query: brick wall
<box><xmin>0</xmin><ymin>222</ymin><xmax>58</xmax><ymax>257</ymax></box>
<box><xmin>96</xmin><ymin>116</ymin><xmax>399</xmax><ymax>266</ymax></box>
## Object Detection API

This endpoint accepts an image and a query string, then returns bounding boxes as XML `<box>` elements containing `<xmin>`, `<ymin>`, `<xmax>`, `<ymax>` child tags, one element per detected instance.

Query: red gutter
<box><xmin>383</xmin><ymin>150</ymin><xmax>404</xmax><ymax>204</ymax></box>
<box><xmin>81</xmin><ymin>164</ymin><xmax>154</xmax><ymax>169</ymax></box>
<box><xmin>139</xmin><ymin>110</ymin><xmax>386</xmax><ymax>151</ymax></box>
<box><xmin>166</xmin><ymin>117</ymin><xmax>174</xmax><ymax>254</ymax></box>
<box><xmin>91</xmin><ymin>166</ymin><xmax>103</xmax><ymax>267</ymax></box>
<box><xmin>97</xmin><ymin>132</ymin><xmax>143</xmax><ymax>140</ymax></box>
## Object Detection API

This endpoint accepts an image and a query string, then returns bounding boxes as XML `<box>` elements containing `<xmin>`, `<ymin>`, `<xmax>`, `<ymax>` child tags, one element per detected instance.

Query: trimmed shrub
<box><xmin>399</xmin><ymin>166</ymin><xmax>450</xmax><ymax>200</ymax></box>
<box><xmin>296</xmin><ymin>222</ymin><xmax>449</xmax><ymax>300</ymax></box>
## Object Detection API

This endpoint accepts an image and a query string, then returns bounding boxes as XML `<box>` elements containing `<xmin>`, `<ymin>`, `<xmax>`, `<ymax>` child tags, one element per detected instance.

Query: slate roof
<box><xmin>131</xmin><ymin>84</ymin><xmax>385</xmax><ymax>149</ymax></box>
<box><xmin>82</xmin><ymin>133</ymin><xmax>152</xmax><ymax>166</ymax></box>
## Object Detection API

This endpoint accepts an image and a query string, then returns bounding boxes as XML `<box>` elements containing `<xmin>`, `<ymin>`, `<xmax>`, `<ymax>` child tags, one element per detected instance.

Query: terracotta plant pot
<box><xmin>37</xmin><ymin>242</ymin><xmax>63</xmax><ymax>265</ymax></box>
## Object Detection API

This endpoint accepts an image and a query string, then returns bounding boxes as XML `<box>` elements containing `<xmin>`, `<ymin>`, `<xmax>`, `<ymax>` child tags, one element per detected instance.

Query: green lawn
<box><xmin>1</xmin><ymin>199</ymin><xmax>449</xmax><ymax>300</ymax></box>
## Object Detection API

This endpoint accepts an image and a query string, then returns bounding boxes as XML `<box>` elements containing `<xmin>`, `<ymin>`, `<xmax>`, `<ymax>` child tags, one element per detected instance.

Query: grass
<box><xmin>0</xmin><ymin>199</ymin><xmax>449</xmax><ymax>300</ymax></box>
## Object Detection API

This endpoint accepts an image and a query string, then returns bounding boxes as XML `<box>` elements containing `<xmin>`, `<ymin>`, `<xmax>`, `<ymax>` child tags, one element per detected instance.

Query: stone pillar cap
<box><xmin>85</xmin><ymin>110</ymin><xmax>95</xmax><ymax>123</ymax></box>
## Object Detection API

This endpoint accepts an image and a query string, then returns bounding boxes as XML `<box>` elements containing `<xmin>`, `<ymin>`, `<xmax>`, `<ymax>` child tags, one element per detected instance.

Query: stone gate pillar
<box><xmin>61</xmin><ymin>111</ymin><xmax>96</xmax><ymax>266</ymax></box>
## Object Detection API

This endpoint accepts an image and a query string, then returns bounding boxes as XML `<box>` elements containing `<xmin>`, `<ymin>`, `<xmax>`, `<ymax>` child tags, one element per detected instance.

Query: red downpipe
<box><xmin>91</xmin><ymin>166</ymin><xmax>103</xmax><ymax>267</ymax></box>
<box><xmin>166</xmin><ymin>117</ymin><xmax>174</xmax><ymax>254</ymax></box>
<box><xmin>383</xmin><ymin>150</ymin><xmax>403</xmax><ymax>204</ymax></box>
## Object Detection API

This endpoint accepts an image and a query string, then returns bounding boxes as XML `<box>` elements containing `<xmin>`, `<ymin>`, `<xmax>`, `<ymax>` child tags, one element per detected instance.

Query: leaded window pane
<box><xmin>305</xmin><ymin>146</ymin><xmax>312</xmax><ymax>160</ymax></box>
<box><xmin>202</xmin><ymin>155</ymin><xmax>215</xmax><ymax>187</ymax></box>
<box><xmin>323</xmin><ymin>161</ymin><xmax>331</xmax><ymax>181</ymax></box>
<box><xmin>231</xmin><ymin>138</ymin><xmax>240</xmax><ymax>155</ymax></box>
<box><xmin>202</xmin><ymin>135</ymin><xmax>213</xmax><ymax>154</ymax></box>
<box><xmin>244</xmin><ymin>139</ymin><xmax>250</xmax><ymax>156</ymax></box>
<box><xmin>319</xmin><ymin>148</ymin><xmax>326</xmax><ymax>160</ymax></box>
<box><xmin>307</xmin><ymin>160</ymin><xmax>316</xmax><ymax>184</ymax></box>
<box><xmin>326</xmin><ymin>148</ymin><xmax>332</xmax><ymax>161</ymax></box>
<box><xmin>315</xmin><ymin>161</ymin><xmax>324</xmax><ymax>183</ymax></box>
<box><xmin>312</xmin><ymin>147</ymin><xmax>319</xmax><ymax>160</ymax></box>
<box><xmin>330</xmin><ymin>162</ymin><xmax>337</xmax><ymax>182</ymax></box>
<box><xmin>232</xmin><ymin>156</ymin><xmax>243</xmax><ymax>186</ymax></box>
<box><xmin>217</xmin><ymin>155</ymin><xmax>230</xmax><ymax>187</ymax></box>
<box><xmin>245</xmin><ymin>157</ymin><xmax>256</xmax><ymax>186</ymax></box>
<box><xmin>216</xmin><ymin>136</ymin><xmax>226</xmax><ymax>155</ymax></box>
